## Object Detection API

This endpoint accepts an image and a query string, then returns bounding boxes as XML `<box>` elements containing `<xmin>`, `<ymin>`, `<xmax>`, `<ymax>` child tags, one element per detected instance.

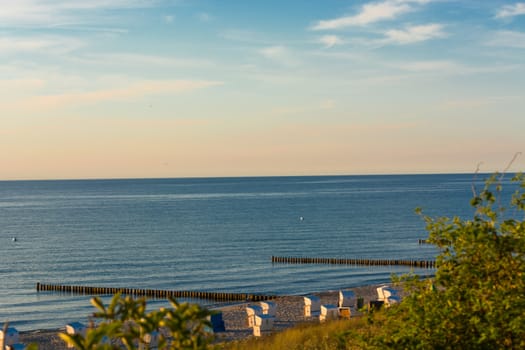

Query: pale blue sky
<box><xmin>1</xmin><ymin>0</ymin><xmax>524</xmax><ymax>179</ymax></box>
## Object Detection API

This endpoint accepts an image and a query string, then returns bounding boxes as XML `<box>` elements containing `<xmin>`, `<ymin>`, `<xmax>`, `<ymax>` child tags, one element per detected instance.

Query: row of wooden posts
<box><xmin>271</xmin><ymin>256</ymin><xmax>436</xmax><ymax>269</ymax></box>
<box><xmin>36</xmin><ymin>283</ymin><xmax>276</xmax><ymax>302</ymax></box>
<box><xmin>37</xmin><ymin>254</ymin><xmax>435</xmax><ymax>299</ymax></box>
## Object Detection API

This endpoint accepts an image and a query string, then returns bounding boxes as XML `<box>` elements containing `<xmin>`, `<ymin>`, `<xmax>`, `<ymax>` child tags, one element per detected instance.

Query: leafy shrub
<box><xmin>60</xmin><ymin>294</ymin><xmax>213</xmax><ymax>350</ymax></box>
<box><xmin>355</xmin><ymin>173</ymin><xmax>525</xmax><ymax>349</ymax></box>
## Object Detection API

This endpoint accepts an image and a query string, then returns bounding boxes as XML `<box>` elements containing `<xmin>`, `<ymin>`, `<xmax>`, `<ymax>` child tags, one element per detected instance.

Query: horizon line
<box><xmin>0</xmin><ymin>170</ymin><xmax>507</xmax><ymax>182</ymax></box>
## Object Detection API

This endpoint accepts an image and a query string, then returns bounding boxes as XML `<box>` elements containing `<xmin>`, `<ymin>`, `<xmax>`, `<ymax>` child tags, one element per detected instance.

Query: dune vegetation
<box><xmin>220</xmin><ymin>172</ymin><xmax>525</xmax><ymax>349</ymax></box>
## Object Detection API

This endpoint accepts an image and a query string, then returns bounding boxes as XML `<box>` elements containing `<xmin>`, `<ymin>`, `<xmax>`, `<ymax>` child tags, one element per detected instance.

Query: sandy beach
<box><xmin>16</xmin><ymin>285</ymin><xmax>382</xmax><ymax>349</ymax></box>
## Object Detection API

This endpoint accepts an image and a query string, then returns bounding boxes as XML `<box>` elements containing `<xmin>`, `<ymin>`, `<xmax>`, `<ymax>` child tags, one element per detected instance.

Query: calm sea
<box><xmin>0</xmin><ymin>174</ymin><xmax>501</xmax><ymax>330</ymax></box>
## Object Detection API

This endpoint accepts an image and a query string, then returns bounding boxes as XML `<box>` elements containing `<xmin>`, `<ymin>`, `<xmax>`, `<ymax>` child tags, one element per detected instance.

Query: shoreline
<box><xmin>17</xmin><ymin>284</ymin><xmax>384</xmax><ymax>349</ymax></box>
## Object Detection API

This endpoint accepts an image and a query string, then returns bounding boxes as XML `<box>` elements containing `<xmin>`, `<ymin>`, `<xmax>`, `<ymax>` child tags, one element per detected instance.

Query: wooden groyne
<box><xmin>36</xmin><ymin>283</ymin><xmax>275</xmax><ymax>302</ymax></box>
<box><xmin>271</xmin><ymin>256</ymin><xmax>436</xmax><ymax>268</ymax></box>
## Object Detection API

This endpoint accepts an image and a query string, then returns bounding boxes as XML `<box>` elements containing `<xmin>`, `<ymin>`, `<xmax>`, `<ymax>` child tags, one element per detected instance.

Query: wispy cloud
<box><xmin>311</xmin><ymin>0</ymin><xmax>430</xmax><ymax>30</ymax></box>
<box><xmin>260</xmin><ymin>46</ymin><xmax>287</xmax><ymax>59</ymax></box>
<box><xmin>486</xmin><ymin>30</ymin><xmax>525</xmax><ymax>48</ymax></box>
<box><xmin>0</xmin><ymin>78</ymin><xmax>46</xmax><ymax>92</ymax></box>
<box><xmin>318</xmin><ymin>35</ymin><xmax>344</xmax><ymax>48</ymax></box>
<box><xmin>27</xmin><ymin>80</ymin><xmax>223</xmax><ymax>110</ymax></box>
<box><xmin>76</xmin><ymin>53</ymin><xmax>216</xmax><ymax>69</ymax></box>
<box><xmin>495</xmin><ymin>2</ymin><xmax>525</xmax><ymax>19</ymax></box>
<box><xmin>0</xmin><ymin>35</ymin><xmax>84</xmax><ymax>54</ymax></box>
<box><xmin>392</xmin><ymin>60</ymin><xmax>520</xmax><ymax>75</ymax></box>
<box><xmin>384</xmin><ymin>23</ymin><xmax>446</xmax><ymax>44</ymax></box>
<box><xmin>259</xmin><ymin>45</ymin><xmax>297</xmax><ymax>66</ymax></box>
<box><xmin>394</xmin><ymin>60</ymin><xmax>459</xmax><ymax>72</ymax></box>
<box><xmin>0</xmin><ymin>0</ymin><xmax>158</xmax><ymax>28</ymax></box>
<box><xmin>442</xmin><ymin>95</ymin><xmax>523</xmax><ymax>109</ymax></box>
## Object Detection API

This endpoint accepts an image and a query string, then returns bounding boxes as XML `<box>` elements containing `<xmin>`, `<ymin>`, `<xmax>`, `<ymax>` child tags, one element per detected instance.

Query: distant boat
<box><xmin>299</xmin><ymin>216</ymin><xmax>304</xmax><ymax>221</ymax></box>
<box><xmin>12</xmin><ymin>237</ymin><xmax>17</xmax><ymax>242</ymax></box>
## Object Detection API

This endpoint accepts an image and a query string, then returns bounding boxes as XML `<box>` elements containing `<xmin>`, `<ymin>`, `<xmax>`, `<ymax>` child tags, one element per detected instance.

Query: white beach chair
<box><xmin>377</xmin><ymin>285</ymin><xmax>400</xmax><ymax>307</ymax></box>
<box><xmin>65</xmin><ymin>322</ymin><xmax>87</xmax><ymax>348</ymax></box>
<box><xmin>377</xmin><ymin>285</ymin><xmax>386</xmax><ymax>300</ymax></box>
<box><xmin>246</xmin><ymin>305</ymin><xmax>263</xmax><ymax>327</ymax></box>
<box><xmin>0</xmin><ymin>327</ymin><xmax>20</xmax><ymax>346</ymax></box>
<box><xmin>143</xmin><ymin>331</ymin><xmax>159</xmax><ymax>348</ymax></box>
<box><xmin>65</xmin><ymin>321</ymin><xmax>87</xmax><ymax>336</ymax></box>
<box><xmin>304</xmin><ymin>295</ymin><xmax>321</xmax><ymax>317</ymax></box>
<box><xmin>338</xmin><ymin>290</ymin><xmax>356</xmax><ymax>308</ymax></box>
<box><xmin>254</xmin><ymin>314</ymin><xmax>275</xmax><ymax>331</ymax></box>
<box><xmin>260</xmin><ymin>301</ymin><xmax>277</xmax><ymax>317</ymax></box>
<box><xmin>319</xmin><ymin>304</ymin><xmax>338</xmax><ymax>322</ymax></box>
<box><xmin>383</xmin><ymin>287</ymin><xmax>401</xmax><ymax>306</ymax></box>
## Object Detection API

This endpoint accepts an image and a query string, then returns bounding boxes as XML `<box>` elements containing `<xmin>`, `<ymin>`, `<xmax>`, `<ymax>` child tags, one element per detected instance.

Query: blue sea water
<box><xmin>0</xmin><ymin>174</ymin><xmax>504</xmax><ymax>330</ymax></box>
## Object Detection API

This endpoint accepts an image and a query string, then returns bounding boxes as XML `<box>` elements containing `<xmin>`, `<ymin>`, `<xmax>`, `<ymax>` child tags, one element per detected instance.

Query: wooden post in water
<box><xmin>270</xmin><ymin>256</ymin><xmax>436</xmax><ymax>268</ymax></box>
<box><xmin>35</xmin><ymin>283</ymin><xmax>277</xmax><ymax>302</ymax></box>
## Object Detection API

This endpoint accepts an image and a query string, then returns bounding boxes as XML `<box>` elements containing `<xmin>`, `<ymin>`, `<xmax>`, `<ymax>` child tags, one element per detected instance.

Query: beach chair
<box><xmin>252</xmin><ymin>325</ymin><xmax>267</xmax><ymax>337</ymax></box>
<box><xmin>209</xmin><ymin>312</ymin><xmax>226</xmax><ymax>332</ymax></box>
<box><xmin>65</xmin><ymin>322</ymin><xmax>87</xmax><ymax>348</ymax></box>
<box><xmin>376</xmin><ymin>285</ymin><xmax>386</xmax><ymax>300</ymax></box>
<box><xmin>319</xmin><ymin>304</ymin><xmax>338</xmax><ymax>322</ymax></box>
<box><xmin>303</xmin><ymin>295</ymin><xmax>321</xmax><ymax>317</ymax></box>
<box><xmin>338</xmin><ymin>290</ymin><xmax>356</xmax><ymax>308</ymax></box>
<box><xmin>338</xmin><ymin>307</ymin><xmax>351</xmax><ymax>319</ymax></box>
<box><xmin>143</xmin><ymin>331</ymin><xmax>159</xmax><ymax>348</ymax></box>
<box><xmin>65</xmin><ymin>322</ymin><xmax>87</xmax><ymax>337</ymax></box>
<box><xmin>254</xmin><ymin>314</ymin><xmax>274</xmax><ymax>331</ymax></box>
<box><xmin>6</xmin><ymin>344</ymin><xmax>26</xmax><ymax>350</ymax></box>
<box><xmin>383</xmin><ymin>288</ymin><xmax>401</xmax><ymax>306</ymax></box>
<box><xmin>246</xmin><ymin>305</ymin><xmax>263</xmax><ymax>327</ymax></box>
<box><xmin>252</xmin><ymin>315</ymin><xmax>275</xmax><ymax>337</ymax></box>
<box><xmin>260</xmin><ymin>301</ymin><xmax>277</xmax><ymax>317</ymax></box>
<box><xmin>376</xmin><ymin>285</ymin><xmax>400</xmax><ymax>307</ymax></box>
<box><xmin>1</xmin><ymin>327</ymin><xmax>20</xmax><ymax>347</ymax></box>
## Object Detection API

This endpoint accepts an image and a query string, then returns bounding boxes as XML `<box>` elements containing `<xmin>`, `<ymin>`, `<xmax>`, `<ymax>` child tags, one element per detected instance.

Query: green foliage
<box><xmin>357</xmin><ymin>173</ymin><xmax>525</xmax><ymax>349</ymax></box>
<box><xmin>59</xmin><ymin>293</ymin><xmax>214</xmax><ymax>350</ymax></box>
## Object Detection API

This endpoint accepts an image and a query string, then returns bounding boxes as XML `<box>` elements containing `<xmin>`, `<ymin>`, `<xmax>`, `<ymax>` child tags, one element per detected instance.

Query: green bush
<box><xmin>60</xmin><ymin>294</ymin><xmax>214</xmax><ymax>350</ymax></box>
<box><xmin>354</xmin><ymin>173</ymin><xmax>525</xmax><ymax>349</ymax></box>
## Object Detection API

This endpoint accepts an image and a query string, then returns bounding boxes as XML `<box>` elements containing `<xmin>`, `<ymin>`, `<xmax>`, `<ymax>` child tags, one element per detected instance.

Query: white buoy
<box><xmin>299</xmin><ymin>216</ymin><xmax>304</xmax><ymax>221</ymax></box>
<box><xmin>12</xmin><ymin>237</ymin><xmax>17</xmax><ymax>242</ymax></box>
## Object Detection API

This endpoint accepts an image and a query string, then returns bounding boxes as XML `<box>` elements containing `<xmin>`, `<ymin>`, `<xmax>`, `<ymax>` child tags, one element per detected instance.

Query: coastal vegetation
<box><xmin>354</xmin><ymin>172</ymin><xmax>525</xmax><ymax>349</ymax></box>
<box><xmin>59</xmin><ymin>294</ymin><xmax>213</xmax><ymax>350</ymax></box>
<box><xmin>222</xmin><ymin>172</ymin><xmax>525</xmax><ymax>349</ymax></box>
<box><xmin>11</xmin><ymin>172</ymin><xmax>525</xmax><ymax>349</ymax></box>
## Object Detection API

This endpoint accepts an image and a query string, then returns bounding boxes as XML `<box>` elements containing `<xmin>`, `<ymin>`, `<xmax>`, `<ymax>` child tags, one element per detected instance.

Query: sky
<box><xmin>1</xmin><ymin>0</ymin><xmax>524</xmax><ymax>180</ymax></box>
